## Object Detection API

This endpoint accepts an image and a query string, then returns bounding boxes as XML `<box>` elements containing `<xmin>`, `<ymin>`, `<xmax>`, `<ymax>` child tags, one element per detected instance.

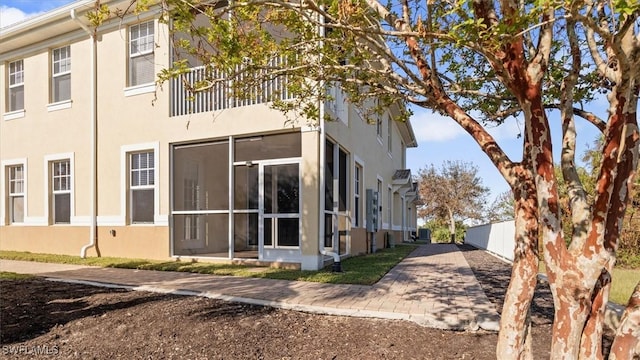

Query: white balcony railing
<box><xmin>171</xmin><ymin>57</ymin><xmax>294</xmax><ymax>117</ymax></box>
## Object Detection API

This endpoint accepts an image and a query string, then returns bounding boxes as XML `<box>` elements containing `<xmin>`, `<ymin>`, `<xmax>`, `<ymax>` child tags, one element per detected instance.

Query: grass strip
<box><xmin>0</xmin><ymin>245</ymin><xmax>417</xmax><ymax>286</ymax></box>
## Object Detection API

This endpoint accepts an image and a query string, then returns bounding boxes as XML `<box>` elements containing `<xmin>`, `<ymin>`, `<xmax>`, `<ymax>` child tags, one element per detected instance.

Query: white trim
<box><xmin>97</xmin><ymin>216</ymin><xmax>126</xmax><ymax>226</ymax></box>
<box><xmin>47</xmin><ymin>100</ymin><xmax>72</xmax><ymax>112</ymax></box>
<box><xmin>71</xmin><ymin>216</ymin><xmax>91</xmax><ymax>225</ymax></box>
<box><xmin>1</xmin><ymin>158</ymin><xmax>28</xmax><ymax>226</ymax></box>
<box><xmin>124</xmin><ymin>83</ymin><xmax>155</xmax><ymax>97</ymax></box>
<box><xmin>353</xmin><ymin>161</ymin><xmax>363</xmax><ymax>228</ymax></box>
<box><xmin>387</xmin><ymin>184</ymin><xmax>393</xmax><ymax>227</ymax></box>
<box><xmin>301</xmin><ymin>124</ymin><xmax>320</xmax><ymax>132</ymax></box>
<box><xmin>392</xmin><ymin>225</ymin><xmax>402</xmax><ymax>231</ymax></box>
<box><xmin>3</xmin><ymin>110</ymin><xmax>25</xmax><ymax>121</ymax></box>
<box><xmin>24</xmin><ymin>217</ymin><xmax>47</xmax><ymax>226</ymax></box>
<box><xmin>1</xmin><ymin>8</ymin><xmax>163</xmax><ymax>62</ymax></box>
<box><xmin>353</xmin><ymin>154</ymin><xmax>365</xmax><ymax>167</ymax></box>
<box><xmin>154</xmin><ymin>214</ymin><xmax>168</xmax><ymax>226</ymax></box>
<box><xmin>51</xmin><ymin>45</ymin><xmax>71</xmax><ymax>103</ymax></box>
<box><xmin>43</xmin><ymin>152</ymin><xmax>75</xmax><ymax>225</ymax></box>
<box><xmin>121</xmin><ymin>142</ymin><xmax>160</xmax><ymax>225</ymax></box>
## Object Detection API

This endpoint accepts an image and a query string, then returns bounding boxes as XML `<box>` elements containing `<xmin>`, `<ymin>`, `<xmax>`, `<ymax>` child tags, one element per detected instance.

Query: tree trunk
<box><xmin>447</xmin><ymin>207</ymin><xmax>456</xmax><ymax>243</ymax></box>
<box><xmin>610</xmin><ymin>281</ymin><xmax>640</xmax><ymax>359</ymax></box>
<box><xmin>496</xmin><ymin>182</ymin><xmax>539</xmax><ymax>360</ymax></box>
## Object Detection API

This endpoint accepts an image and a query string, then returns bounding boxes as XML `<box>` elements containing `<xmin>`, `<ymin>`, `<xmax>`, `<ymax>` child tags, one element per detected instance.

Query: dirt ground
<box><xmin>0</xmin><ymin>246</ymin><xmax>556</xmax><ymax>359</ymax></box>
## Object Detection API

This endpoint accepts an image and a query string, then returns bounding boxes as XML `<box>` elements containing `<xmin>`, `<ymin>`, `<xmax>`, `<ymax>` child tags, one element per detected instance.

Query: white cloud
<box><xmin>485</xmin><ymin>118</ymin><xmax>524</xmax><ymax>141</ymax></box>
<box><xmin>410</xmin><ymin>109</ymin><xmax>525</xmax><ymax>143</ymax></box>
<box><xmin>0</xmin><ymin>5</ymin><xmax>41</xmax><ymax>28</ymax></box>
<box><xmin>410</xmin><ymin>111</ymin><xmax>466</xmax><ymax>142</ymax></box>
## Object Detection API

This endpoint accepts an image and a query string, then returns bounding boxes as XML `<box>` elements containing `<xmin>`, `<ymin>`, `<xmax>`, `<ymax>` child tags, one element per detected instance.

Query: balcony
<box><xmin>170</xmin><ymin>57</ymin><xmax>295</xmax><ymax>117</ymax></box>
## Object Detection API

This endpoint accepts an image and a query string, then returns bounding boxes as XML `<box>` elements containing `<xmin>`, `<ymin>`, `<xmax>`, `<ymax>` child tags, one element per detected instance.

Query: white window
<box><xmin>52</xmin><ymin>46</ymin><xmax>71</xmax><ymax>103</ymax></box>
<box><xmin>354</xmin><ymin>164</ymin><xmax>362</xmax><ymax>227</ymax></box>
<box><xmin>129</xmin><ymin>21</ymin><xmax>155</xmax><ymax>86</ymax></box>
<box><xmin>8</xmin><ymin>165</ymin><xmax>25</xmax><ymax>223</ymax></box>
<box><xmin>377</xmin><ymin>178</ymin><xmax>383</xmax><ymax>229</ymax></box>
<box><xmin>130</xmin><ymin>151</ymin><xmax>155</xmax><ymax>223</ymax></box>
<box><xmin>8</xmin><ymin>60</ymin><xmax>24</xmax><ymax>112</ymax></box>
<box><xmin>387</xmin><ymin>116</ymin><xmax>393</xmax><ymax>154</ymax></box>
<box><xmin>51</xmin><ymin>160</ymin><xmax>71</xmax><ymax>224</ymax></box>
<box><xmin>376</xmin><ymin>116</ymin><xmax>382</xmax><ymax>138</ymax></box>
<box><xmin>387</xmin><ymin>187</ymin><xmax>392</xmax><ymax>226</ymax></box>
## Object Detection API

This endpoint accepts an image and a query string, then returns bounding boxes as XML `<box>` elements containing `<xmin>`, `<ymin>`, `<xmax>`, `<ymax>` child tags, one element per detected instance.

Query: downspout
<box><xmin>72</xmin><ymin>9</ymin><xmax>98</xmax><ymax>258</ymax></box>
<box><xmin>318</xmin><ymin>11</ymin><xmax>341</xmax><ymax>271</ymax></box>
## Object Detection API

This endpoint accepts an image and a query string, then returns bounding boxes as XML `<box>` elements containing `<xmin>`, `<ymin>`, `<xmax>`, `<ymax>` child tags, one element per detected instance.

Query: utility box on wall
<box><xmin>366</xmin><ymin>189</ymin><xmax>379</xmax><ymax>233</ymax></box>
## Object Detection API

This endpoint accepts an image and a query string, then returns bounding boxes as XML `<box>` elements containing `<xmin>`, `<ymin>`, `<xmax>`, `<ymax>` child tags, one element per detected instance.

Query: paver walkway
<box><xmin>0</xmin><ymin>244</ymin><xmax>500</xmax><ymax>331</ymax></box>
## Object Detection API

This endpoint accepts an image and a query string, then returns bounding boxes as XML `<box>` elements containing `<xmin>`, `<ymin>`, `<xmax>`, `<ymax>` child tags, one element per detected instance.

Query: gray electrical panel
<box><xmin>366</xmin><ymin>189</ymin><xmax>379</xmax><ymax>232</ymax></box>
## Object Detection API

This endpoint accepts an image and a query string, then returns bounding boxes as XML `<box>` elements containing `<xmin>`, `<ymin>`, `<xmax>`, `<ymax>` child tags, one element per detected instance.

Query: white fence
<box><xmin>465</xmin><ymin>220</ymin><xmax>515</xmax><ymax>261</ymax></box>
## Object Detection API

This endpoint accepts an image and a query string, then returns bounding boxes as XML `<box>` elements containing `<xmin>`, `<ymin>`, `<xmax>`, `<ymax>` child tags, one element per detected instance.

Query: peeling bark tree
<box><xmin>417</xmin><ymin>161</ymin><xmax>489</xmax><ymax>243</ymax></box>
<box><xmin>113</xmin><ymin>0</ymin><xmax>640</xmax><ymax>358</ymax></box>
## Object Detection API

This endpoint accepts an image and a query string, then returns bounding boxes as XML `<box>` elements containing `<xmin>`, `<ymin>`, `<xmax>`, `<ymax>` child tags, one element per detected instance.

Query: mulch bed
<box><xmin>1</xmin><ymin>245</ymin><xmax>558</xmax><ymax>359</ymax></box>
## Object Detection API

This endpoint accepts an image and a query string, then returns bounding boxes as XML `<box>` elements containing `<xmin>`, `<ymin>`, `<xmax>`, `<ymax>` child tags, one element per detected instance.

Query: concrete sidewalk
<box><xmin>0</xmin><ymin>244</ymin><xmax>500</xmax><ymax>331</ymax></box>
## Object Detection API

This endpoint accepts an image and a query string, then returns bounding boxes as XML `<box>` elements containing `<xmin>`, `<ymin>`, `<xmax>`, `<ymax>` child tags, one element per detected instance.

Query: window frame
<box><xmin>2</xmin><ymin>159</ymin><xmax>27</xmax><ymax>225</ymax></box>
<box><xmin>130</xmin><ymin>151</ymin><xmax>155</xmax><ymax>224</ymax></box>
<box><xmin>122</xmin><ymin>142</ymin><xmax>159</xmax><ymax>226</ymax></box>
<box><xmin>354</xmin><ymin>163</ymin><xmax>362</xmax><ymax>227</ymax></box>
<box><xmin>8</xmin><ymin>60</ymin><xmax>25</xmax><ymax>112</ymax></box>
<box><xmin>387</xmin><ymin>115</ymin><xmax>393</xmax><ymax>155</ymax></box>
<box><xmin>51</xmin><ymin>46</ymin><xmax>71</xmax><ymax>104</ymax></box>
<box><xmin>387</xmin><ymin>186</ymin><xmax>392</xmax><ymax>227</ymax></box>
<box><xmin>376</xmin><ymin>177</ymin><xmax>383</xmax><ymax>230</ymax></box>
<box><xmin>51</xmin><ymin>159</ymin><xmax>71</xmax><ymax>224</ymax></box>
<box><xmin>128</xmin><ymin>20</ymin><xmax>155</xmax><ymax>87</ymax></box>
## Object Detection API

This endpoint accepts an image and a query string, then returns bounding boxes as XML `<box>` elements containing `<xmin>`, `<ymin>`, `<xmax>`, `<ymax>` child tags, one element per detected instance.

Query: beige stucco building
<box><xmin>0</xmin><ymin>0</ymin><xmax>419</xmax><ymax>270</ymax></box>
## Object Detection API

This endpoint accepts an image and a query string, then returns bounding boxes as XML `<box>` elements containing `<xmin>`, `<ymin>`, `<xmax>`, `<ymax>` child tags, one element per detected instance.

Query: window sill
<box><xmin>377</xmin><ymin>137</ymin><xmax>383</xmax><ymax>146</ymax></box>
<box><xmin>3</xmin><ymin>109</ymin><xmax>25</xmax><ymax>121</ymax></box>
<box><xmin>124</xmin><ymin>83</ymin><xmax>155</xmax><ymax>97</ymax></box>
<box><xmin>47</xmin><ymin>100</ymin><xmax>72</xmax><ymax>112</ymax></box>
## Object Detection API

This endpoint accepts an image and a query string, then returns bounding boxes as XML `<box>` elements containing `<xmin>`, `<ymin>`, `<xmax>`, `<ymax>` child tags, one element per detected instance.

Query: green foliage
<box><xmin>486</xmin><ymin>191</ymin><xmax>515</xmax><ymax>222</ymax></box>
<box><xmin>417</xmin><ymin>161</ymin><xmax>489</xmax><ymax>242</ymax></box>
<box><xmin>85</xmin><ymin>3</ymin><xmax>110</xmax><ymax>28</ymax></box>
<box><xmin>423</xmin><ymin>220</ymin><xmax>466</xmax><ymax>243</ymax></box>
<box><xmin>617</xmin><ymin>249</ymin><xmax>640</xmax><ymax>269</ymax></box>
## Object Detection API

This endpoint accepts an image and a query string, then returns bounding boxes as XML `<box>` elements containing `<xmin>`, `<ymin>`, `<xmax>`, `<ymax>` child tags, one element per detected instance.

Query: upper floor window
<box><xmin>52</xmin><ymin>46</ymin><xmax>71</xmax><ymax>103</ymax></box>
<box><xmin>387</xmin><ymin>116</ymin><xmax>393</xmax><ymax>154</ymax></box>
<box><xmin>8</xmin><ymin>60</ymin><xmax>24</xmax><ymax>112</ymax></box>
<box><xmin>8</xmin><ymin>165</ymin><xmax>25</xmax><ymax>223</ymax></box>
<box><xmin>51</xmin><ymin>160</ymin><xmax>71</xmax><ymax>224</ymax></box>
<box><xmin>130</xmin><ymin>151</ymin><xmax>155</xmax><ymax>223</ymax></box>
<box><xmin>129</xmin><ymin>21</ymin><xmax>155</xmax><ymax>86</ymax></box>
<box><xmin>376</xmin><ymin>116</ymin><xmax>382</xmax><ymax>138</ymax></box>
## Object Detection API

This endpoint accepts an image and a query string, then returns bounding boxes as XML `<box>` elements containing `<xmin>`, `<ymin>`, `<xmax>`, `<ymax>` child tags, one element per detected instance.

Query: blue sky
<box><xmin>1</xmin><ymin>0</ymin><xmax>607</xmax><ymax>203</ymax></box>
<box><xmin>0</xmin><ymin>0</ymin><xmax>72</xmax><ymax>27</ymax></box>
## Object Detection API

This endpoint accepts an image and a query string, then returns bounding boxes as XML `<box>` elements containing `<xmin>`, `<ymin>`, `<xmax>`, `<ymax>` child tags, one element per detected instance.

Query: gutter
<box><xmin>318</xmin><ymin>12</ymin><xmax>341</xmax><ymax>271</ymax></box>
<box><xmin>71</xmin><ymin>9</ymin><xmax>98</xmax><ymax>258</ymax></box>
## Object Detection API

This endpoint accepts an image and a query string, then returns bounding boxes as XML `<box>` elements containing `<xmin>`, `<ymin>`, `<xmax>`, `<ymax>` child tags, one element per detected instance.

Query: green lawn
<box><xmin>609</xmin><ymin>268</ymin><xmax>640</xmax><ymax>306</ymax></box>
<box><xmin>0</xmin><ymin>245</ymin><xmax>417</xmax><ymax>286</ymax></box>
<box><xmin>0</xmin><ymin>271</ymin><xmax>34</xmax><ymax>280</ymax></box>
<box><xmin>538</xmin><ymin>262</ymin><xmax>640</xmax><ymax>305</ymax></box>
